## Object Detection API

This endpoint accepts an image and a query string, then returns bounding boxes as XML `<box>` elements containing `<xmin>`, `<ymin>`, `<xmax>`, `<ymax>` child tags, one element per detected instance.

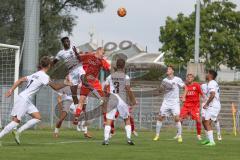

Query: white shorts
<box><xmin>69</xmin><ymin>66</ymin><xmax>85</xmax><ymax>85</ymax></box>
<box><xmin>204</xmin><ymin>106</ymin><xmax>220</xmax><ymax>121</ymax></box>
<box><xmin>159</xmin><ymin>100</ymin><xmax>180</xmax><ymax>117</ymax></box>
<box><xmin>10</xmin><ymin>96</ymin><xmax>39</xmax><ymax>121</ymax></box>
<box><xmin>106</xmin><ymin>94</ymin><xmax>129</xmax><ymax>120</ymax></box>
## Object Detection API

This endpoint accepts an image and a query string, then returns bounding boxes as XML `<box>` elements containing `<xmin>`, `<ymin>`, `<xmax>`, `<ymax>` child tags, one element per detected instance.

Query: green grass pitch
<box><xmin>0</xmin><ymin>129</ymin><xmax>240</xmax><ymax>160</ymax></box>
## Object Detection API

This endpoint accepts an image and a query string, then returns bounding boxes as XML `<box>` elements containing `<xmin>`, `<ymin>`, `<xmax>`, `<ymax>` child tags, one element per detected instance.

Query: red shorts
<box><xmin>180</xmin><ymin>102</ymin><xmax>200</xmax><ymax>121</ymax></box>
<box><xmin>80</xmin><ymin>80</ymin><xmax>104</xmax><ymax>97</ymax></box>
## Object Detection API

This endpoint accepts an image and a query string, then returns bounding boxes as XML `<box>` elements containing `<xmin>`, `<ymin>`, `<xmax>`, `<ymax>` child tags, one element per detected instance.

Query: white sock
<box><xmin>17</xmin><ymin>119</ymin><xmax>41</xmax><ymax>133</ymax></box>
<box><xmin>82</xmin><ymin>126</ymin><xmax>88</xmax><ymax>134</ymax></box>
<box><xmin>54</xmin><ymin>128</ymin><xmax>59</xmax><ymax>133</ymax></box>
<box><xmin>104</xmin><ymin>125</ymin><xmax>111</xmax><ymax>141</ymax></box>
<box><xmin>207</xmin><ymin>130</ymin><xmax>214</xmax><ymax>143</ymax></box>
<box><xmin>176</xmin><ymin>121</ymin><xmax>182</xmax><ymax>136</ymax></box>
<box><xmin>0</xmin><ymin>121</ymin><xmax>19</xmax><ymax>139</ymax></box>
<box><xmin>125</xmin><ymin>125</ymin><xmax>131</xmax><ymax>140</ymax></box>
<box><xmin>156</xmin><ymin>121</ymin><xmax>162</xmax><ymax>136</ymax></box>
<box><xmin>205</xmin><ymin>130</ymin><xmax>208</xmax><ymax>139</ymax></box>
<box><xmin>215</xmin><ymin>121</ymin><xmax>221</xmax><ymax>135</ymax></box>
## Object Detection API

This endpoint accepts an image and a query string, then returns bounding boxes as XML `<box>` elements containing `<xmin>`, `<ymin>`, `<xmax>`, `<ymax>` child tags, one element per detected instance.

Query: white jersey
<box><xmin>19</xmin><ymin>70</ymin><xmax>50</xmax><ymax>103</ymax></box>
<box><xmin>55</xmin><ymin>47</ymin><xmax>81</xmax><ymax>71</ymax></box>
<box><xmin>105</xmin><ymin>71</ymin><xmax>130</xmax><ymax>103</ymax></box>
<box><xmin>162</xmin><ymin>76</ymin><xmax>185</xmax><ymax>101</ymax></box>
<box><xmin>207</xmin><ymin>80</ymin><xmax>221</xmax><ymax>108</ymax></box>
<box><xmin>57</xmin><ymin>86</ymin><xmax>72</xmax><ymax>101</ymax></box>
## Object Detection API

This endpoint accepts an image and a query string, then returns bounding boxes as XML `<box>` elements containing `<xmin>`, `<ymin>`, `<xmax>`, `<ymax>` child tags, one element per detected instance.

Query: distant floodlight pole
<box><xmin>194</xmin><ymin>0</ymin><xmax>200</xmax><ymax>64</ymax></box>
<box><xmin>22</xmin><ymin>0</ymin><xmax>40</xmax><ymax>76</ymax></box>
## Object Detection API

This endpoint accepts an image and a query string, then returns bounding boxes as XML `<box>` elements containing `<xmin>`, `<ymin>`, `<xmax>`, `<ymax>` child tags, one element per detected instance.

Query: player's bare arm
<box><xmin>126</xmin><ymin>85</ymin><xmax>137</xmax><ymax>106</ymax></box>
<box><xmin>5</xmin><ymin>77</ymin><xmax>28</xmax><ymax>97</ymax></box>
<box><xmin>203</xmin><ymin>91</ymin><xmax>215</xmax><ymax>109</ymax></box>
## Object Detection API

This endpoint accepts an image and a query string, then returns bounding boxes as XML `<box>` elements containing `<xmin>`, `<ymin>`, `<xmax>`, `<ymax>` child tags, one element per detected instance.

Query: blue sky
<box><xmin>70</xmin><ymin>0</ymin><xmax>240</xmax><ymax>53</ymax></box>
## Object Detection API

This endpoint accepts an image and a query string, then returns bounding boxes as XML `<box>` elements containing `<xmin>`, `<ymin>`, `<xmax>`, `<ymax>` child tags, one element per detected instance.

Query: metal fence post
<box><xmin>139</xmin><ymin>87</ymin><xmax>142</xmax><ymax>129</ymax></box>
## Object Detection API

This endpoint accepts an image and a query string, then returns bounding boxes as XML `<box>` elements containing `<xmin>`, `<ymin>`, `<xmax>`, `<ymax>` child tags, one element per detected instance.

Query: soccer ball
<box><xmin>117</xmin><ymin>7</ymin><xmax>127</xmax><ymax>17</ymax></box>
<box><xmin>69</xmin><ymin>103</ymin><xmax>76</xmax><ymax>114</ymax></box>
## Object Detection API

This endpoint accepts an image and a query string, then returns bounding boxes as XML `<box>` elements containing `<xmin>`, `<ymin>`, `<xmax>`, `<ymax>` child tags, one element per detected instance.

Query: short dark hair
<box><xmin>61</xmin><ymin>36</ymin><xmax>69</xmax><ymax>43</ymax></box>
<box><xmin>167</xmin><ymin>65</ymin><xmax>175</xmax><ymax>71</ymax></box>
<box><xmin>116</xmin><ymin>58</ymin><xmax>125</xmax><ymax>69</ymax></box>
<box><xmin>208</xmin><ymin>69</ymin><xmax>217</xmax><ymax>79</ymax></box>
<box><xmin>39</xmin><ymin>56</ymin><xmax>51</xmax><ymax>68</ymax></box>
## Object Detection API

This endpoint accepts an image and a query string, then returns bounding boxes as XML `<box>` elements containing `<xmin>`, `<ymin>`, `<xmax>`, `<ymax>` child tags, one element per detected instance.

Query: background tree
<box><xmin>159</xmin><ymin>1</ymin><xmax>240</xmax><ymax>70</ymax></box>
<box><xmin>0</xmin><ymin>0</ymin><xmax>105</xmax><ymax>57</ymax></box>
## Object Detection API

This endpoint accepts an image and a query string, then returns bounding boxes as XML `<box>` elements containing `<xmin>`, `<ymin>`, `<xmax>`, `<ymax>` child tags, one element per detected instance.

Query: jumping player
<box><xmin>0</xmin><ymin>56</ymin><xmax>70</xmax><ymax>145</ymax></box>
<box><xmin>102</xmin><ymin>58</ymin><xmax>136</xmax><ymax>145</ymax></box>
<box><xmin>153</xmin><ymin>65</ymin><xmax>185</xmax><ymax>143</ymax></box>
<box><xmin>52</xmin><ymin>37</ymin><xmax>102</xmax><ymax>114</ymax></box>
<box><xmin>201</xmin><ymin>70</ymin><xmax>221</xmax><ymax>146</ymax></box>
<box><xmin>179</xmin><ymin>73</ymin><xmax>203</xmax><ymax>140</ymax></box>
<box><xmin>73</xmin><ymin>47</ymin><xmax>110</xmax><ymax>125</ymax></box>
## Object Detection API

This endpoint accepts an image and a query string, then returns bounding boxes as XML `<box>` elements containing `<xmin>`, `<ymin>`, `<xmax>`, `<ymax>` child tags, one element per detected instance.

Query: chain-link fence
<box><xmin>1</xmin><ymin>83</ymin><xmax>239</xmax><ymax>134</ymax></box>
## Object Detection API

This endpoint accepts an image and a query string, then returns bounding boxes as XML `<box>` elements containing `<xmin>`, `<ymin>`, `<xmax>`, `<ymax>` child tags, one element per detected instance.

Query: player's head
<box><xmin>166</xmin><ymin>65</ymin><xmax>175</xmax><ymax>76</ymax></box>
<box><xmin>96</xmin><ymin>47</ymin><xmax>105</xmax><ymax>58</ymax></box>
<box><xmin>186</xmin><ymin>73</ymin><xmax>194</xmax><ymax>84</ymax></box>
<box><xmin>116</xmin><ymin>58</ymin><xmax>125</xmax><ymax>70</ymax></box>
<box><xmin>39</xmin><ymin>56</ymin><xmax>52</xmax><ymax>71</ymax></box>
<box><xmin>207</xmin><ymin>69</ymin><xmax>217</xmax><ymax>81</ymax></box>
<box><xmin>61</xmin><ymin>37</ymin><xmax>70</xmax><ymax>49</ymax></box>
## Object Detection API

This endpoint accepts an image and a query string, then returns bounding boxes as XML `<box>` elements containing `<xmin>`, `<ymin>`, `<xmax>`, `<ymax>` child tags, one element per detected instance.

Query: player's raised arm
<box><xmin>48</xmin><ymin>78</ymin><xmax>72</xmax><ymax>91</ymax></box>
<box><xmin>5</xmin><ymin>77</ymin><xmax>28</xmax><ymax>97</ymax></box>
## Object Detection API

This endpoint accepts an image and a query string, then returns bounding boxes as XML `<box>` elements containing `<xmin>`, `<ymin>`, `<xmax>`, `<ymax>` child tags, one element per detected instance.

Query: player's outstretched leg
<box><xmin>54</xmin><ymin>111</ymin><xmax>67</xmax><ymax>138</ymax></box>
<box><xmin>14</xmin><ymin>112</ymin><xmax>41</xmax><ymax>144</ymax></box>
<box><xmin>174</xmin><ymin>116</ymin><xmax>182</xmax><ymax>143</ymax></box>
<box><xmin>214</xmin><ymin>120</ymin><xmax>222</xmax><ymax>141</ymax></box>
<box><xmin>0</xmin><ymin>118</ymin><xmax>19</xmax><ymax>145</ymax></box>
<box><xmin>203</xmin><ymin>120</ymin><xmax>216</xmax><ymax>146</ymax></box>
<box><xmin>153</xmin><ymin>116</ymin><xmax>164</xmax><ymax>141</ymax></box>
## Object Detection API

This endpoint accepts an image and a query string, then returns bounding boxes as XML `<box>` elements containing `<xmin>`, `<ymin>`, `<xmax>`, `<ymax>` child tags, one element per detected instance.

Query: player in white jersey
<box><xmin>53</xmin><ymin>86</ymin><xmax>92</xmax><ymax>138</ymax></box>
<box><xmin>52</xmin><ymin>37</ymin><xmax>102</xmax><ymax>113</ymax></box>
<box><xmin>201</xmin><ymin>70</ymin><xmax>221</xmax><ymax>146</ymax></box>
<box><xmin>201</xmin><ymin>83</ymin><xmax>222</xmax><ymax>141</ymax></box>
<box><xmin>153</xmin><ymin>65</ymin><xmax>185</xmax><ymax>143</ymax></box>
<box><xmin>102</xmin><ymin>58</ymin><xmax>136</xmax><ymax>145</ymax></box>
<box><xmin>0</xmin><ymin>56</ymin><xmax>70</xmax><ymax>145</ymax></box>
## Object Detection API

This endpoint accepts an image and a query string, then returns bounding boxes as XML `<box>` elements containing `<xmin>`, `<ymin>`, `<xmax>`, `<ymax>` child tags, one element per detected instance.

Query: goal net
<box><xmin>0</xmin><ymin>43</ymin><xmax>20</xmax><ymax>128</ymax></box>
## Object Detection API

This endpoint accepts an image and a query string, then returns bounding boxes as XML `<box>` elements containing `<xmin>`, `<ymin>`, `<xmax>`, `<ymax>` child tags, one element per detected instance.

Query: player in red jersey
<box><xmin>179</xmin><ymin>73</ymin><xmax>204</xmax><ymax>140</ymax></box>
<box><xmin>73</xmin><ymin>47</ymin><xmax>110</xmax><ymax>125</ymax></box>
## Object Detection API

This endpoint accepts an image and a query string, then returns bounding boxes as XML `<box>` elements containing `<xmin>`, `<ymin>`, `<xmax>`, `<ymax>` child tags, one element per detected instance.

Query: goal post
<box><xmin>0</xmin><ymin>43</ymin><xmax>20</xmax><ymax>128</ymax></box>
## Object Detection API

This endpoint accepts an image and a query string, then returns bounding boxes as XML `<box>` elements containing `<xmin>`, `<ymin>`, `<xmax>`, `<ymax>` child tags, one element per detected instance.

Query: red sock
<box><xmin>110</xmin><ymin>121</ymin><xmax>115</xmax><ymax>134</ymax></box>
<box><xmin>130</xmin><ymin>116</ymin><xmax>135</xmax><ymax>132</ymax></box>
<box><xmin>75</xmin><ymin>108</ymin><xmax>82</xmax><ymax>116</ymax></box>
<box><xmin>196</xmin><ymin>121</ymin><xmax>201</xmax><ymax>135</ymax></box>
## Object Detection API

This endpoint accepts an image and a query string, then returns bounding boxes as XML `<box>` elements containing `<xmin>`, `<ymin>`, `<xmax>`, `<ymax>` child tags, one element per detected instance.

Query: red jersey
<box><xmin>80</xmin><ymin>53</ymin><xmax>110</xmax><ymax>79</ymax></box>
<box><xmin>185</xmin><ymin>82</ymin><xmax>203</xmax><ymax>103</ymax></box>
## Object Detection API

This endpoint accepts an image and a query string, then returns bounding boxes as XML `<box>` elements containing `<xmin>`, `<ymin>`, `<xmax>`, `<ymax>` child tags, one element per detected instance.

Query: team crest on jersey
<box><xmin>193</xmin><ymin>87</ymin><xmax>196</xmax><ymax>90</ymax></box>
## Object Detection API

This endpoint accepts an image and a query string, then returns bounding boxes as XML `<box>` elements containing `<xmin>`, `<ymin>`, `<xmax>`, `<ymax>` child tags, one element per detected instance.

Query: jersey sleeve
<box><xmin>42</xmin><ymin>75</ymin><xmax>50</xmax><ymax>86</ymax></box>
<box><xmin>197</xmin><ymin>83</ymin><xmax>203</xmax><ymax>95</ymax></box>
<box><xmin>101</xmin><ymin>58</ymin><xmax>110</xmax><ymax>71</ymax></box>
<box><xmin>26</xmin><ymin>74</ymin><xmax>33</xmax><ymax>82</ymax></box>
<box><xmin>208</xmin><ymin>81</ymin><xmax>216</xmax><ymax>93</ymax></box>
<box><xmin>55</xmin><ymin>51</ymin><xmax>62</xmax><ymax>60</ymax></box>
<box><xmin>177</xmin><ymin>77</ymin><xmax>185</xmax><ymax>87</ymax></box>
